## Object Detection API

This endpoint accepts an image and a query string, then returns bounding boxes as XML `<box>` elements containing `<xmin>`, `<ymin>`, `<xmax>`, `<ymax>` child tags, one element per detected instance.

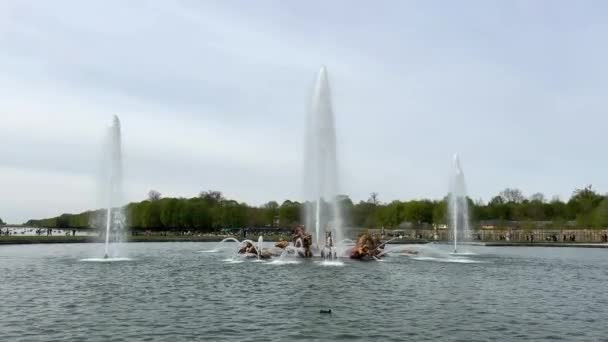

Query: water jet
<box><xmin>448</xmin><ymin>154</ymin><xmax>470</xmax><ymax>254</ymax></box>
<box><xmin>304</xmin><ymin>66</ymin><xmax>344</xmax><ymax>250</ymax></box>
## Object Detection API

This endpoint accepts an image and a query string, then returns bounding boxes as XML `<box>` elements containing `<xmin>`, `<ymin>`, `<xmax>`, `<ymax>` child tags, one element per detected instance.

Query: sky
<box><xmin>1</xmin><ymin>0</ymin><xmax>608</xmax><ymax>223</ymax></box>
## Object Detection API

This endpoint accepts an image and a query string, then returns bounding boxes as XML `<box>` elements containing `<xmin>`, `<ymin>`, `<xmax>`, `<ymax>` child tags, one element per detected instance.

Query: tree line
<box><xmin>24</xmin><ymin>186</ymin><xmax>608</xmax><ymax>230</ymax></box>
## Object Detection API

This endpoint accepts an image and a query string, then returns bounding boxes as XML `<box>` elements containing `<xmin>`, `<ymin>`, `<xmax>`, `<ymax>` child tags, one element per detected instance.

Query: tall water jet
<box><xmin>304</xmin><ymin>66</ymin><xmax>344</xmax><ymax>249</ymax></box>
<box><xmin>100</xmin><ymin>115</ymin><xmax>125</xmax><ymax>258</ymax></box>
<box><xmin>448</xmin><ymin>154</ymin><xmax>470</xmax><ymax>253</ymax></box>
<box><xmin>257</xmin><ymin>236</ymin><xmax>263</xmax><ymax>260</ymax></box>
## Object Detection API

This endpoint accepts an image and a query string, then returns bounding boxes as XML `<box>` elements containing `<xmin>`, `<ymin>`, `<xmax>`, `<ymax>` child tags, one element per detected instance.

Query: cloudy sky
<box><xmin>1</xmin><ymin>1</ymin><xmax>608</xmax><ymax>223</ymax></box>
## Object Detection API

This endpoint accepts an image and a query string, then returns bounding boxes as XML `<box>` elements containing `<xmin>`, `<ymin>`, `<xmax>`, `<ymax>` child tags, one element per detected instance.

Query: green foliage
<box><xmin>403</xmin><ymin>200</ymin><xmax>434</xmax><ymax>223</ymax></box>
<box><xmin>432</xmin><ymin>199</ymin><xmax>448</xmax><ymax>224</ymax></box>
<box><xmin>26</xmin><ymin>210</ymin><xmax>94</xmax><ymax>228</ymax></box>
<box><xmin>592</xmin><ymin>197</ymin><xmax>608</xmax><ymax>228</ymax></box>
<box><xmin>279</xmin><ymin>200</ymin><xmax>300</xmax><ymax>226</ymax></box>
<box><xmin>569</xmin><ymin>185</ymin><xmax>602</xmax><ymax>226</ymax></box>
<box><xmin>263</xmin><ymin>201</ymin><xmax>279</xmax><ymax>226</ymax></box>
<box><xmin>24</xmin><ymin>186</ymin><xmax>608</xmax><ymax>230</ymax></box>
<box><xmin>160</xmin><ymin>198</ymin><xmax>178</xmax><ymax>227</ymax></box>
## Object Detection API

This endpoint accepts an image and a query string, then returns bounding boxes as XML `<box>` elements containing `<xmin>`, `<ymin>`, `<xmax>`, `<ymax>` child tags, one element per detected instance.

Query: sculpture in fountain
<box><xmin>349</xmin><ymin>233</ymin><xmax>384</xmax><ymax>260</ymax></box>
<box><xmin>237</xmin><ymin>241</ymin><xmax>272</xmax><ymax>259</ymax></box>
<box><xmin>320</xmin><ymin>231</ymin><xmax>337</xmax><ymax>259</ymax></box>
<box><xmin>274</xmin><ymin>239</ymin><xmax>289</xmax><ymax>249</ymax></box>
<box><xmin>236</xmin><ymin>236</ymin><xmax>275</xmax><ymax>259</ymax></box>
<box><xmin>291</xmin><ymin>227</ymin><xmax>313</xmax><ymax>257</ymax></box>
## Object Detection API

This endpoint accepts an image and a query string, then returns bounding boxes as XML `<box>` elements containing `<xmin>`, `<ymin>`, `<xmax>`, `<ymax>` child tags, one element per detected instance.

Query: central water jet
<box><xmin>304</xmin><ymin>66</ymin><xmax>344</xmax><ymax>250</ymax></box>
<box><xmin>101</xmin><ymin>115</ymin><xmax>124</xmax><ymax>259</ymax></box>
<box><xmin>448</xmin><ymin>154</ymin><xmax>470</xmax><ymax>254</ymax></box>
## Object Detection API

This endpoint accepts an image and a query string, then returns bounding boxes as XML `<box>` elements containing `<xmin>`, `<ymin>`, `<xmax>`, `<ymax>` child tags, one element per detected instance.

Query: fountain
<box><xmin>102</xmin><ymin>115</ymin><xmax>125</xmax><ymax>259</ymax></box>
<box><xmin>257</xmin><ymin>236</ymin><xmax>263</xmax><ymax>260</ymax></box>
<box><xmin>80</xmin><ymin>115</ymin><xmax>127</xmax><ymax>262</ymax></box>
<box><xmin>304</xmin><ymin>66</ymin><xmax>344</xmax><ymax>251</ymax></box>
<box><xmin>448</xmin><ymin>154</ymin><xmax>471</xmax><ymax>254</ymax></box>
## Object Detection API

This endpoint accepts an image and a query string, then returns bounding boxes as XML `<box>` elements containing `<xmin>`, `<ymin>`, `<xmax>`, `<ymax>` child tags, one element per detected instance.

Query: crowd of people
<box><xmin>0</xmin><ymin>227</ymin><xmax>79</xmax><ymax>236</ymax></box>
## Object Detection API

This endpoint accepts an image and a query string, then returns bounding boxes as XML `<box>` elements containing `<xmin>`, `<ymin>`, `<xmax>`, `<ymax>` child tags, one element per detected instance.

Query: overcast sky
<box><xmin>1</xmin><ymin>0</ymin><xmax>608</xmax><ymax>223</ymax></box>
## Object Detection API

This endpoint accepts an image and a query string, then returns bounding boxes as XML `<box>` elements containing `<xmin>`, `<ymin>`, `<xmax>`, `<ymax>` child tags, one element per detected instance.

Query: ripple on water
<box><xmin>79</xmin><ymin>257</ymin><xmax>133</xmax><ymax>262</ymax></box>
<box><xmin>449</xmin><ymin>251</ymin><xmax>480</xmax><ymax>256</ymax></box>
<box><xmin>317</xmin><ymin>260</ymin><xmax>346</xmax><ymax>267</ymax></box>
<box><xmin>2</xmin><ymin>242</ymin><xmax>606</xmax><ymax>342</ymax></box>
<box><xmin>410</xmin><ymin>256</ymin><xmax>485</xmax><ymax>263</ymax></box>
<box><xmin>265</xmin><ymin>259</ymin><xmax>301</xmax><ymax>265</ymax></box>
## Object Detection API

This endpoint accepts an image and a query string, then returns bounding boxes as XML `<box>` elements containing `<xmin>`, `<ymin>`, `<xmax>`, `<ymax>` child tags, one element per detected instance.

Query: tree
<box><xmin>142</xmin><ymin>200</ymin><xmax>162</xmax><ymax>228</ymax></box>
<box><xmin>569</xmin><ymin>185</ymin><xmax>602</xmax><ymax>226</ymax></box>
<box><xmin>530</xmin><ymin>193</ymin><xmax>545</xmax><ymax>203</ymax></box>
<box><xmin>246</xmin><ymin>207</ymin><xmax>266</xmax><ymax>227</ymax></box>
<box><xmin>402</xmin><ymin>200</ymin><xmax>434</xmax><ymax>224</ymax></box>
<box><xmin>218</xmin><ymin>200</ymin><xmax>247</xmax><ymax>228</ymax></box>
<box><xmin>487</xmin><ymin>196</ymin><xmax>510</xmax><ymax>220</ymax></box>
<box><xmin>368</xmin><ymin>192</ymin><xmax>380</xmax><ymax>205</ymax></box>
<box><xmin>199</xmin><ymin>190</ymin><xmax>224</xmax><ymax>205</ymax></box>
<box><xmin>432</xmin><ymin>199</ymin><xmax>448</xmax><ymax>224</ymax></box>
<box><xmin>336</xmin><ymin>195</ymin><xmax>354</xmax><ymax>226</ymax></box>
<box><xmin>499</xmin><ymin>188</ymin><xmax>524</xmax><ymax>203</ymax></box>
<box><xmin>548</xmin><ymin>196</ymin><xmax>567</xmax><ymax>220</ymax></box>
<box><xmin>27</xmin><ymin>185</ymin><xmax>608</xmax><ymax>233</ymax></box>
<box><xmin>160</xmin><ymin>198</ymin><xmax>178</xmax><ymax>228</ymax></box>
<box><xmin>191</xmin><ymin>200</ymin><xmax>212</xmax><ymax>230</ymax></box>
<box><xmin>0</xmin><ymin>217</ymin><xmax>5</xmax><ymax>226</ymax></box>
<box><xmin>127</xmin><ymin>202</ymin><xmax>142</xmax><ymax>228</ymax></box>
<box><xmin>526</xmin><ymin>198</ymin><xmax>546</xmax><ymax>221</ymax></box>
<box><xmin>263</xmin><ymin>201</ymin><xmax>279</xmax><ymax>226</ymax></box>
<box><xmin>279</xmin><ymin>200</ymin><xmax>300</xmax><ymax>226</ymax></box>
<box><xmin>593</xmin><ymin>197</ymin><xmax>608</xmax><ymax>228</ymax></box>
<box><xmin>148</xmin><ymin>190</ymin><xmax>162</xmax><ymax>201</ymax></box>
<box><xmin>377</xmin><ymin>201</ymin><xmax>406</xmax><ymax>227</ymax></box>
<box><xmin>352</xmin><ymin>201</ymin><xmax>379</xmax><ymax>227</ymax></box>
<box><xmin>178</xmin><ymin>201</ymin><xmax>194</xmax><ymax>228</ymax></box>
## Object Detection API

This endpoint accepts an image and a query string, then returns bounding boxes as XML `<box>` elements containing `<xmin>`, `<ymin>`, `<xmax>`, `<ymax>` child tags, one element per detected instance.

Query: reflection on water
<box><xmin>79</xmin><ymin>257</ymin><xmax>133</xmax><ymax>263</ymax></box>
<box><xmin>0</xmin><ymin>242</ymin><xmax>606</xmax><ymax>341</ymax></box>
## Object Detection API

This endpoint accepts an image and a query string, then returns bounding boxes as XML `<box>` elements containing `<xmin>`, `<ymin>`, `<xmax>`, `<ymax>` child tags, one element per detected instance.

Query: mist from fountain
<box><xmin>304</xmin><ymin>66</ymin><xmax>344</xmax><ymax>250</ymax></box>
<box><xmin>81</xmin><ymin>116</ymin><xmax>126</xmax><ymax>263</ymax></box>
<box><xmin>448</xmin><ymin>154</ymin><xmax>471</xmax><ymax>254</ymax></box>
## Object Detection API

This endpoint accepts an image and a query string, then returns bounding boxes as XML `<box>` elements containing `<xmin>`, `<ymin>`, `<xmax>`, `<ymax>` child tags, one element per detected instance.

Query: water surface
<box><xmin>0</xmin><ymin>243</ymin><xmax>606</xmax><ymax>341</ymax></box>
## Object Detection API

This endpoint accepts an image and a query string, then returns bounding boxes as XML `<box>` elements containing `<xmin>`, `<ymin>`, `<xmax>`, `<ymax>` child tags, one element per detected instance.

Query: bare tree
<box><xmin>368</xmin><ymin>192</ymin><xmax>380</xmax><ymax>205</ymax></box>
<box><xmin>530</xmin><ymin>192</ymin><xmax>545</xmax><ymax>203</ymax></box>
<box><xmin>148</xmin><ymin>190</ymin><xmax>162</xmax><ymax>201</ymax></box>
<box><xmin>499</xmin><ymin>188</ymin><xmax>524</xmax><ymax>203</ymax></box>
<box><xmin>199</xmin><ymin>190</ymin><xmax>224</xmax><ymax>204</ymax></box>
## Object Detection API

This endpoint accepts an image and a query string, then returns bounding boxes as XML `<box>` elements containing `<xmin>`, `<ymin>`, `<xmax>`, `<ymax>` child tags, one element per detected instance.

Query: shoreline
<box><xmin>1</xmin><ymin>236</ymin><xmax>608</xmax><ymax>248</ymax></box>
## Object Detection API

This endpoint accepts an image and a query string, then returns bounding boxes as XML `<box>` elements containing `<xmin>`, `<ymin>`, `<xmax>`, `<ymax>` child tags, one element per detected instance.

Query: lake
<box><xmin>0</xmin><ymin>242</ymin><xmax>606</xmax><ymax>341</ymax></box>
